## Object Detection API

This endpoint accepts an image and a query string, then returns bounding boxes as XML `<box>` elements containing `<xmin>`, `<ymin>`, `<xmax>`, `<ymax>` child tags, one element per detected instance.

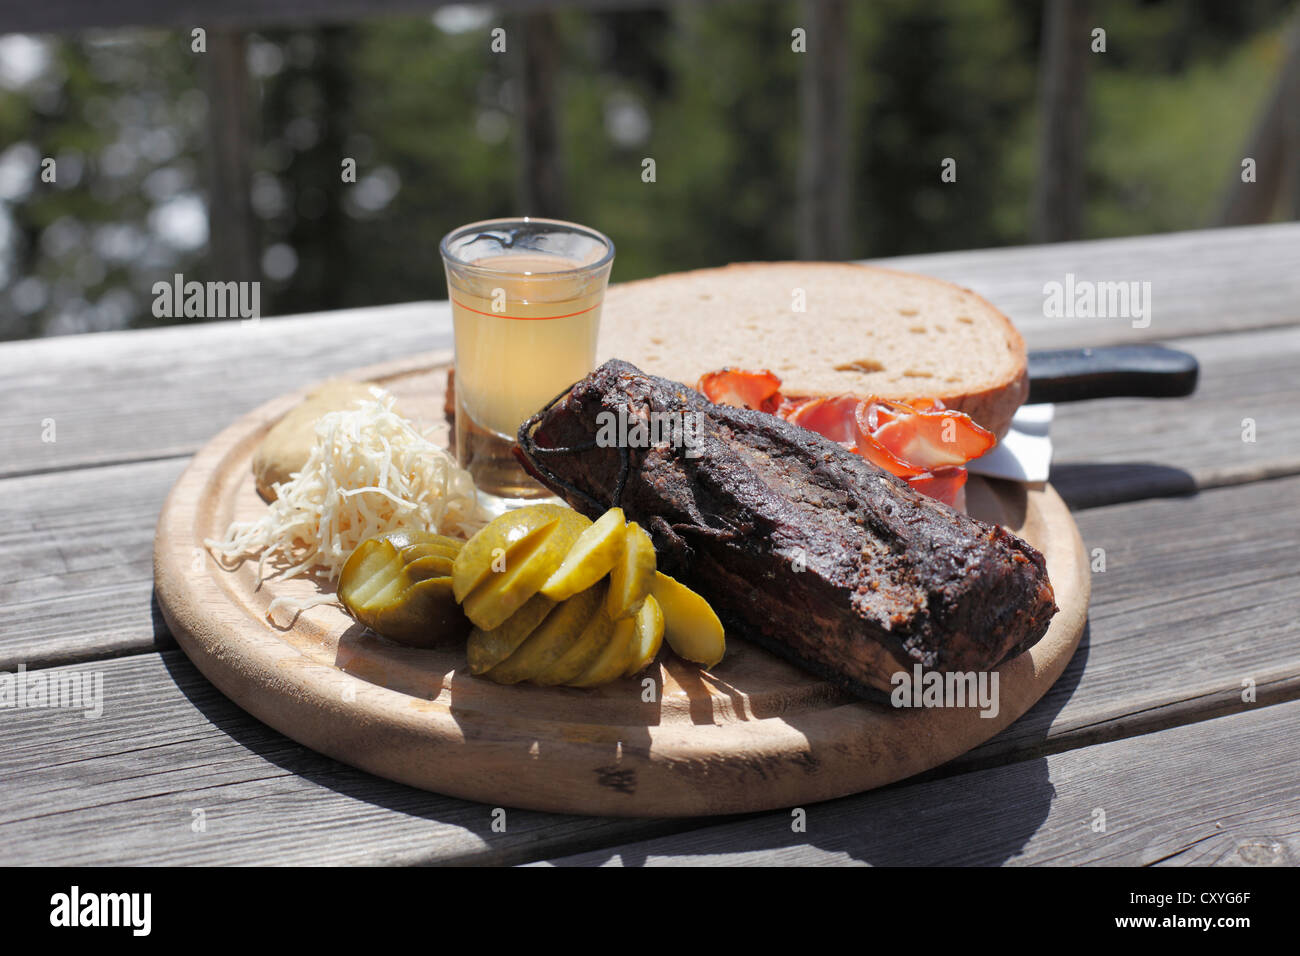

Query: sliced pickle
<box><xmin>533</xmin><ymin>585</ymin><xmax>617</xmax><ymax>686</ymax></box>
<box><xmin>339</xmin><ymin>540</ymin><xmax>406</xmax><ymax>609</ymax></box>
<box><xmin>339</xmin><ymin>530</ymin><xmax>462</xmax><ymax>608</ymax></box>
<box><xmin>400</xmin><ymin>541</ymin><xmax>462</xmax><ymax>565</ymax></box>
<box><xmin>384</xmin><ymin>529</ymin><xmax>464</xmax><ymax>552</ymax></box>
<box><xmin>540</xmin><ymin>507</ymin><xmax>627</xmax><ymax>601</ymax></box>
<box><xmin>459</xmin><ymin>510</ymin><xmax>590</xmax><ymax>631</ymax></box>
<box><xmin>484</xmin><ymin>586</ymin><xmax>605</xmax><ymax>685</ymax></box>
<box><xmin>338</xmin><ymin>532</ymin><xmax>472</xmax><ymax>647</ymax></box>
<box><xmin>403</xmin><ymin>554</ymin><xmax>456</xmax><ymax>583</ymax></box>
<box><xmin>370</xmin><ymin>577</ymin><xmax>468</xmax><ymax>648</ymax></box>
<box><xmin>569</xmin><ymin>615</ymin><xmax>639</xmax><ymax>688</ymax></box>
<box><xmin>623</xmin><ymin>594</ymin><xmax>665</xmax><ymax>677</ymax></box>
<box><xmin>352</xmin><ymin>548</ymin><xmax>411</xmax><ymax>612</ymax></box>
<box><xmin>452</xmin><ymin>504</ymin><xmax>588</xmax><ymax>603</ymax></box>
<box><xmin>605</xmin><ymin>520</ymin><xmax>657</xmax><ymax>621</ymax></box>
<box><xmin>465</xmin><ymin>593</ymin><xmax>557</xmax><ymax>675</ymax></box>
<box><xmin>651</xmin><ymin>571</ymin><xmax>725</xmax><ymax>669</ymax></box>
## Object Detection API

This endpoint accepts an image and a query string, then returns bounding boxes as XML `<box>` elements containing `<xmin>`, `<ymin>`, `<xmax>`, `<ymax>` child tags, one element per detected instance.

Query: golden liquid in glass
<box><xmin>449</xmin><ymin>253</ymin><xmax>604</xmax><ymax>501</ymax></box>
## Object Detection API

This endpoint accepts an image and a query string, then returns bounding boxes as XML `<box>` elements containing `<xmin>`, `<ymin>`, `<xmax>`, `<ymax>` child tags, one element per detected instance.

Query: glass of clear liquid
<box><xmin>440</xmin><ymin>218</ymin><xmax>614</xmax><ymax>514</ymax></box>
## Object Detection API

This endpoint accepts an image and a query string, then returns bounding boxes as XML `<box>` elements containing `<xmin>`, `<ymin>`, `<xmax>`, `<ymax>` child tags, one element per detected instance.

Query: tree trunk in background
<box><xmin>797</xmin><ymin>0</ymin><xmax>851</xmax><ymax>259</ymax></box>
<box><xmin>1215</xmin><ymin>8</ymin><xmax>1300</xmax><ymax>225</ymax></box>
<box><xmin>1032</xmin><ymin>0</ymin><xmax>1090</xmax><ymax>243</ymax></box>
<box><xmin>288</xmin><ymin>26</ymin><xmax>351</xmax><ymax>313</ymax></box>
<box><xmin>203</xmin><ymin>29</ymin><xmax>259</xmax><ymax>285</ymax></box>
<box><xmin>514</xmin><ymin>12</ymin><xmax>567</xmax><ymax>218</ymax></box>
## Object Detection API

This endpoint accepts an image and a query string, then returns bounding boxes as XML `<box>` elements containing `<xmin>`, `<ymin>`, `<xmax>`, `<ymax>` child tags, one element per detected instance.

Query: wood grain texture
<box><xmin>535</xmin><ymin>698</ymin><xmax>1300</xmax><ymax>866</ymax></box>
<box><xmin>0</xmin><ymin>651</ymin><xmax>682</xmax><ymax>866</ymax></box>
<box><xmin>4</xmin><ymin>322</ymin><xmax>1293</xmax><ymax>673</ymax></box>
<box><xmin>0</xmin><ymin>458</ymin><xmax>189</xmax><ymax>670</ymax></box>
<box><xmin>4</xmin><ymin>476</ymin><xmax>1297</xmax><ymax>861</ymax></box>
<box><xmin>876</xmin><ymin>223</ymin><xmax>1300</xmax><ymax>350</ymax></box>
<box><xmin>944</xmin><ymin>473</ymin><xmax>1300</xmax><ymax>773</ymax></box>
<box><xmin>1050</xmin><ymin>324</ymin><xmax>1300</xmax><ymax>507</ymax></box>
<box><xmin>10</xmin><ymin>455</ymin><xmax>1295</xmax><ymax>759</ymax></box>
<box><xmin>152</xmin><ymin>361</ymin><xmax>1088</xmax><ymax>817</ymax></box>
<box><xmin>4</xmin><ymin>224</ymin><xmax>1296</xmax><ymax>479</ymax></box>
<box><xmin>0</xmin><ymin>302</ymin><xmax>452</xmax><ymax>479</ymax></box>
<box><xmin>2</xmin><ymin>228</ymin><xmax>1295</xmax><ymax>860</ymax></box>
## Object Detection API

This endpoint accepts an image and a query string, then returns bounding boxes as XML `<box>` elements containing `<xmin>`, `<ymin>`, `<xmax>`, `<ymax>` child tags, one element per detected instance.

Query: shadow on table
<box><xmin>152</xmin><ymin>593</ymin><xmax>513</xmax><ymax>834</ymax></box>
<box><xmin>548</xmin><ymin>623</ymin><xmax>1094</xmax><ymax>867</ymax></box>
<box><xmin>155</xmin><ymin>589</ymin><xmax>1092</xmax><ymax>866</ymax></box>
<box><xmin>1050</xmin><ymin>461</ymin><xmax>1197</xmax><ymax>509</ymax></box>
<box><xmin>155</xmin><ymin>591</ymin><xmax>682</xmax><ymax>862</ymax></box>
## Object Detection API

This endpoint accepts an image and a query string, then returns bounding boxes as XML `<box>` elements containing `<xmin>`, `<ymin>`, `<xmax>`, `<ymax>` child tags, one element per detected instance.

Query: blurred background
<box><xmin>0</xmin><ymin>0</ymin><xmax>1297</xmax><ymax>340</ymax></box>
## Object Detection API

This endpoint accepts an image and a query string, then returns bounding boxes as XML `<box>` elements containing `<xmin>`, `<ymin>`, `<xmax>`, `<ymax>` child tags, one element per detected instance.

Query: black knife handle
<box><xmin>1026</xmin><ymin>345</ymin><xmax>1199</xmax><ymax>404</ymax></box>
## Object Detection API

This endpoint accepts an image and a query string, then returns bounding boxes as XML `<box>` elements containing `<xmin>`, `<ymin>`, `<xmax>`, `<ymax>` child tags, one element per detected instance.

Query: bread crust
<box><xmin>599</xmin><ymin>261</ymin><xmax>1028</xmax><ymax>439</ymax></box>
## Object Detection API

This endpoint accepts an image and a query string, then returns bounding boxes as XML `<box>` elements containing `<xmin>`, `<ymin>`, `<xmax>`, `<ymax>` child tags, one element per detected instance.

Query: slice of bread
<box><xmin>596</xmin><ymin>262</ymin><xmax>1028</xmax><ymax>439</ymax></box>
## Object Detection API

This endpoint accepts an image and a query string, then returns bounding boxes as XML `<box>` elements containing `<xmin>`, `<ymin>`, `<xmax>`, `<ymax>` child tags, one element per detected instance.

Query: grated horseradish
<box><xmin>205</xmin><ymin>397</ymin><xmax>486</xmax><ymax>618</ymax></box>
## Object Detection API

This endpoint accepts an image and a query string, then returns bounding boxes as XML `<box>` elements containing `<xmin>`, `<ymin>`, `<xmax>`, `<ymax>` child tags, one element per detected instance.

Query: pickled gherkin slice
<box><xmin>370</xmin><ymin>577</ymin><xmax>463</xmax><ymax>649</ymax></box>
<box><xmin>400</xmin><ymin>541</ymin><xmax>462</xmax><ymax>565</ymax></box>
<box><xmin>466</xmin><ymin>593</ymin><xmax>557</xmax><ymax>675</ymax></box>
<box><xmin>457</xmin><ymin>509</ymin><xmax>590</xmax><ymax>631</ymax></box>
<box><xmin>484</xmin><ymin>585</ymin><xmax>605</xmax><ymax>685</ymax></box>
<box><xmin>623</xmin><ymin>594</ymin><xmax>665</xmax><ymax>676</ymax></box>
<box><xmin>452</xmin><ymin>504</ymin><xmax>588</xmax><ymax>603</ymax></box>
<box><xmin>337</xmin><ymin>529</ymin><xmax>471</xmax><ymax>647</ymax></box>
<box><xmin>569</xmin><ymin>615</ymin><xmax>639</xmax><ymax>688</ymax></box>
<box><xmin>404</xmin><ymin>554</ymin><xmax>456</xmax><ymax>583</ymax></box>
<box><xmin>381</xmin><ymin>529</ymin><xmax>464</xmax><ymax>550</ymax></box>
<box><xmin>605</xmin><ymin>521</ymin><xmax>656</xmax><ymax>620</ymax></box>
<box><xmin>532</xmin><ymin>584</ymin><xmax>617</xmax><ymax>686</ymax></box>
<box><xmin>651</xmin><ymin>571</ymin><xmax>725</xmax><ymax>669</ymax></box>
<box><xmin>540</xmin><ymin>508</ymin><xmax>627</xmax><ymax>601</ymax></box>
<box><xmin>343</xmin><ymin>547</ymin><xmax>406</xmax><ymax>608</ymax></box>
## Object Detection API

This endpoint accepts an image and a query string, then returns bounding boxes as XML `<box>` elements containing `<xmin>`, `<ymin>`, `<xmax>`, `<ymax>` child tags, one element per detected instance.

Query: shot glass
<box><xmin>440</xmin><ymin>217</ymin><xmax>614</xmax><ymax>513</ymax></box>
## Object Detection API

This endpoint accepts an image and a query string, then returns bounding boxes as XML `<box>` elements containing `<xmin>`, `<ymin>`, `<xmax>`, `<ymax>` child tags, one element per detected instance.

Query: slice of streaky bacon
<box><xmin>696</xmin><ymin>368</ymin><xmax>996</xmax><ymax>510</ymax></box>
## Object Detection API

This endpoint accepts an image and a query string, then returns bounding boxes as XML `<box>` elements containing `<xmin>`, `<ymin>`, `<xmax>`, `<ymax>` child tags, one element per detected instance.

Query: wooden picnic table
<box><xmin>3</xmin><ymin>222</ymin><xmax>1299</xmax><ymax>866</ymax></box>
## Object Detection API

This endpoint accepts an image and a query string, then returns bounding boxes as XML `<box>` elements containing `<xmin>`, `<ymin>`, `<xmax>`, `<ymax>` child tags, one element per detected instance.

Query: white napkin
<box><xmin>965</xmin><ymin>404</ymin><xmax>1054</xmax><ymax>483</ymax></box>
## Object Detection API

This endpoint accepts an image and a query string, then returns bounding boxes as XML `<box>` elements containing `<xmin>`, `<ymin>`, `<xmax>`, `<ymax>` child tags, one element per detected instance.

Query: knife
<box><xmin>1026</xmin><ymin>345</ymin><xmax>1199</xmax><ymax>404</ymax></box>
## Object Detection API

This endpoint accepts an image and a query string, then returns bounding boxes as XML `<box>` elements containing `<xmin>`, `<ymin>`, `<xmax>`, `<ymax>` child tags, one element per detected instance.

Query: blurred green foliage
<box><xmin>0</xmin><ymin>0</ymin><xmax>1294</xmax><ymax>339</ymax></box>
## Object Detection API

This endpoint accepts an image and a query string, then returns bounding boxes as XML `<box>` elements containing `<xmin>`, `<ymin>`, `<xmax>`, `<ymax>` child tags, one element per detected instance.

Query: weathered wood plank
<box><xmin>0</xmin><ymin>302</ymin><xmax>453</xmax><ymax>480</ymax></box>
<box><xmin>952</xmin><ymin>473</ymin><xmax>1300</xmax><ymax>770</ymax></box>
<box><xmin>4</xmin><ymin>407</ymin><xmax>1298</xmax><ymax>718</ymax></box>
<box><xmin>1050</xmin><ymin>324</ymin><xmax>1300</xmax><ymax>507</ymax></box>
<box><xmin>0</xmin><ymin>458</ymin><xmax>186</xmax><ymax>671</ymax></box>
<box><xmin>3</xmin><ymin>226</ymin><xmax>1296</xmax><ymax>479</ymax></box>
<box><xmin>2</xmin><ymin>476</ymin><xmax>1297</xmax><ymax>862</ymax></box>
<box><xmin>535</xmin><ymin>698</ymin><xmax>1300</xmax><ymax>866</ymax></box>
<box><xmin>875</xmin><ymin>222</ymin><xmax>1300</xmax><ymax>350</ymax></box>
<box><xmin>0</xmin><ymin>651</ymin><xmax>682</xmax><ymax>866</ymax></box>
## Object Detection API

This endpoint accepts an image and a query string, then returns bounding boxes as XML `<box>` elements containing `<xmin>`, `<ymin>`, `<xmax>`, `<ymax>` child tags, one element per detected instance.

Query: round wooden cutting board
<box><xmin>154</xmin><ymin>352</ymin><xmax>1089</xmax><ymax>817</ymax></box>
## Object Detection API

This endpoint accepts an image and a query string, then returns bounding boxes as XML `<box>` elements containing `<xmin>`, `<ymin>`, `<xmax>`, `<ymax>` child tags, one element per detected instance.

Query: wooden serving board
<box><xmin>154</xmin><ymin>352</ymin><xmax>1090</xmax><ymax>817</ymax></box>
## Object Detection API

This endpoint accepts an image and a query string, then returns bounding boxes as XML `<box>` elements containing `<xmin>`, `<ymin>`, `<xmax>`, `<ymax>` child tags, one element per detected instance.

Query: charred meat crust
<box><xmin>518</xmin><ymin>359</ymin><xmax>1058</xmax><ymax>698</ymax></box>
